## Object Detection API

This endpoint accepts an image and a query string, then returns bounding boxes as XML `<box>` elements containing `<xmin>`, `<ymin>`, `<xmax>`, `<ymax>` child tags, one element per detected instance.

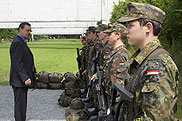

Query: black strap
<box><xmin>128</xmin><ymin>46</ymin><xmax>170</xmax><ymax>91</ymax></box>
<box><xmin>125</xmin><ymin>46</ymin><xmax>170</xmax><ymax>120</ymax></box>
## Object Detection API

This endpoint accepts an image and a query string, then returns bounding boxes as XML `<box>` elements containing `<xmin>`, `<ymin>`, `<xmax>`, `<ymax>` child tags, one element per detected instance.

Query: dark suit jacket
<box><xmin>10</xmin><ymin>35</ymin><xmax>35</xmax><ymax>87</ymax></box>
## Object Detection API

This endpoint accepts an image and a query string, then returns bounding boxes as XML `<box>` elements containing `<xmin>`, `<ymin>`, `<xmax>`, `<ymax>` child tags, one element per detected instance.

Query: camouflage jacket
<box><xmin>105</xmin><ymin>45</ymin><xmax>128</xmax><ymax>95</ymax></box>
<box><xmin>126</xmin><ymin>39</ymin><xmax>179</xmax><ymax>121</ymax></box>
<box><xmin>88</xmin><ymin>37</ymin><xmax>101</xmax><ymax>75</ymax></box>
<box><xmin>100</xmin><ymin>41</ymin><xmax>113</xmax><ymax>68</ymax></box>
<box><xmin>80</xmin><ymin>45</ymin><xmax>87</xmax><ymax>72</ymax></box>
<box><xmin>85</xmin><ymin>40</ymin><xmax>94</xmax><ymax>73</ymax></box>
<box><xmin>100</xmin><ymin>41</ymin><xmax>113</xmax><ymax>88</ymax></box>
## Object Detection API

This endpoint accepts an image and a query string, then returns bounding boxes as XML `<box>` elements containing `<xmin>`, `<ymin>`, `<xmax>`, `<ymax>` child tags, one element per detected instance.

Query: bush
<box><xmin>110</xmin><ymin>0</ymin><xmax>182</xmax><ymax>73</ymax></box>
<box><xmin>0</xmin><ymin>28</ymin><xmax>18</xmax><ymax>40</ymax></box>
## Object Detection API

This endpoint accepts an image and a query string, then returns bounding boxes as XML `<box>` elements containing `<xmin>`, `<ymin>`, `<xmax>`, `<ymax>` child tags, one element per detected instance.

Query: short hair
<box><xmin>18</xmin><ymin>22</ymin><xmax>31</xmax><ymax>32</ymax></box>
<box><xmin>138</xmin><ymin>18</ymin><xmax>162</xmax><ymax>36</ymax></box>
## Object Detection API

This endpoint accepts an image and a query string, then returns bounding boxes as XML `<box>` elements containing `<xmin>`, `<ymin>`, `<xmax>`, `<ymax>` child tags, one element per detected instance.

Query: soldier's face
<box><xmin>108</xmin><ymin>32</ymin><xmax>117</xmax><ymax>46</ymax></box>
<box><xmin>124</xmin><ymin>20</ymin><xmax>145</xmax><ymax>47</ymax></box>
<box><xmin>85</xmin><ymin>35</ymin><xmax>89</xmax><ymax>41</ymax></box>
<box><xmin>87</xmin><ymin>32</ymin><xmax>96</xmax><ymax>41</ymax></box>
<box><xmin>19</xmin><ymin>25</ymin><xmax>32</xmax><ymax>39</ymax></box>
<box><xmin>102</xmin><ymin>35</ymin><xmax>108</xmax><ymax>44</ymax></box>
<box><xmin>97</xmin><ymin>31</ymin><xmax>107</xmax><ymax>40</ymax></box>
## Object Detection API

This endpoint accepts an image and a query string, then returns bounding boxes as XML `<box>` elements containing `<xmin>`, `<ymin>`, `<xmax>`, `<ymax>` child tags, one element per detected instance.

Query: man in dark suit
<box><xmin>10</xmin><ymin>22</ymin><xmax>36</xmax><ymax>121</ymax></box>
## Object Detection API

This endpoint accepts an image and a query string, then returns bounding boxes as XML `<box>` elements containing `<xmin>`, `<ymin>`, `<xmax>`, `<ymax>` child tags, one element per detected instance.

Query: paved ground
<box><xmin>0</xmin><ymin>86</ymin><xmax>66</xmax><ymax>121</ymax></box>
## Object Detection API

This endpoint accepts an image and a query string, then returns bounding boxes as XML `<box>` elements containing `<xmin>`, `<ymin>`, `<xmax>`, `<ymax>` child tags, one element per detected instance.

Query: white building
<box><xmin>0</xmin><ymin>0</ymin><xmax>118</xmax><ymax>35</ymax></box>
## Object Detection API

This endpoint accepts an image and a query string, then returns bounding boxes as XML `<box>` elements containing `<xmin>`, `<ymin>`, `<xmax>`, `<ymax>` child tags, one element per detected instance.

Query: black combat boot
<box><xmin>81</xmin><ymin>89</ymin><xmax>87</xmax><ymax>98</ymax></box>
<box><xmin>91</xmin><ymin>116</ymin><xmax>98</xmax><ymax>121</ymax></box>
<box><xmin>83</xmin><ymin>97</ymin><xmax>94</xmax><ymax>103</ymax></box>
<box><xmin>91</xmin><ymin>107</ymin><xmax>100</xmax><ymax>116</ymax></box>
<box><xmin>86</xmin><ymin>101</ymin><xmax>95</xmax><ymax>108</ymax></box>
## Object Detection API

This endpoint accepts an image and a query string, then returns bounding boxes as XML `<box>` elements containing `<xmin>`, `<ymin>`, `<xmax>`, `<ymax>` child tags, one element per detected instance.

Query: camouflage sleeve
<box><xmin>110</xmin><ymin>54</ymin><xmax>128</xmax><ymax>87</ymax></box>
<box><xmin>136</xmin><ymin>56</ymin><xmax>178</xmax><ymax>121</ymax></box>
<box><xmin>88</xmin><ymin>45</ymin><xmax>95</xmax><ymax>74</ymax></box>
<box><xmin>84</xmin><ymin>46</ymin><xmax>89</xmax><ymax>71</ymax></box>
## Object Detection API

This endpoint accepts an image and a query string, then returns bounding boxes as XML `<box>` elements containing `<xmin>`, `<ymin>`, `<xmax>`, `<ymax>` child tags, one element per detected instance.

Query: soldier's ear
<box><xmin>145</xmin><ymin>22</ymin><xmax>153</xmax><ymax>33</ymax></box>
<box><xmin>116</xmin><ymin>32</ymin><xmax>121</xmax><ymax>40</ymax></box>
<box><xmin>117</xmin><ymin>32</ymin><xmax>122</xmax><ymax>37</ymax></box>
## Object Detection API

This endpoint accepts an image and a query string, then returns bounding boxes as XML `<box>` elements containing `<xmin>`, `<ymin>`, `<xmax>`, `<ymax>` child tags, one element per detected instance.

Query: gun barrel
<box><xmin>114</xmin><ymin>82</ymin><xmax>134</xmax><ymax>101</ymax></box>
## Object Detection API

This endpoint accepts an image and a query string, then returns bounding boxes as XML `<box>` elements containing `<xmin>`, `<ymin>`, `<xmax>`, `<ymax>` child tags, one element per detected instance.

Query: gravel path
<box><xmin>0</xmin><ymin>86</ymin><xmax>66</xmax><ymax>121</ymax></box>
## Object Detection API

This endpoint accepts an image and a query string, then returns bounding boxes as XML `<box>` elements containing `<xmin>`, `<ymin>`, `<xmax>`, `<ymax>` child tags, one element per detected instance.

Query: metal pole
<box><xmin>101</xmin><ymin>0</ymin><xmax>102</xmax><ymax>23</ymax></box>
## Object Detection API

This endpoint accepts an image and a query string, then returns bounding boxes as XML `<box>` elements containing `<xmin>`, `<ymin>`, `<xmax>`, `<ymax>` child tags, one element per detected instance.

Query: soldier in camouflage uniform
<box><xmin>104</xmin><ymin>23</ymin><xmax>129</xmax><ymax>97</ymax></box>
<box><xmin>82</xmin><ymin>26</ymin><xmax>98</xmax><ymax>100</ymax></box>
<box><xmin>87</xmin><ymin>26</ymin><xmax>99</xmax><ymax>76</ymax></box>
<box><xmin>96</xmin><ymin>24</ymin><xmax>110</xmax><ymax>67</ymax></box>
<box><xmin>86</xmin><ymin>26</ymin><xmax>106</xmax><ymax>109</ymax></box>
<box><xmin>80</xmin><ymin>36</ymin><xmax>87</xmax><ymax>75</ymax></box>
<box><xmin>83</xmin><ymin>26</ymin><xmax>98</xmax><ymax>76</ymax></box>
<box><xmin>88</xmin><ymin>24</ymin><xmax>111</xmax><ymax>116</ymax></box>
<box><xmin>97</xmin><ymin>23</ymin><xmax>114</xmax><ymax>91</ymax></box>
<box><xmin>77</xmin><ymin>36</ymin><xmax>87</xmax><ymax>77</ymax></box>
<box><xmin>82</xmin><ymin>34</ymin><xmax>90</xmax><ymax>90</ymax></box>
<box><xmin>79</xmin><ymin>36</ymin><xmax>88</xmax><ymax>90</ymax></box>
<box><xmin>117</xmin><ymin>2</ymin><xmax>179</xmax><ymax>121</ymax></box>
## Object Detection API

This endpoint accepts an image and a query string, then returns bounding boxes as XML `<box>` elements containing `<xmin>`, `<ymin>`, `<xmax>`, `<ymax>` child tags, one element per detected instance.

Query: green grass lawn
<box><xmin>0</xmin><ymin>39</ymin><xmax>181</xmax><ymax>119</ymax></box>
<box><xmin>0</xmin><ymin>39</ymin><xmax>82</xmax><ymax>85</ymax></box>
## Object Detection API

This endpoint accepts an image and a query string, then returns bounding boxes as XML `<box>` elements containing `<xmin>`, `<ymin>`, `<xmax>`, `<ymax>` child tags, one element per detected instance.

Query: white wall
<box><xmin>0</xmin><ymin>0</ymin><xmax>118</xmax><ymax>35</ymax></box>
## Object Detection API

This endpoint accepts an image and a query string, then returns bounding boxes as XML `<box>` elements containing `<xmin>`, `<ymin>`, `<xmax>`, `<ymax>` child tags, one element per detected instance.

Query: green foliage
<box><xmin>110</xmin><ymin>0</ymin><xmax>182</xmax><ymax>71</ymax></box>
<box><xmin>0</xmin><ymin>29</ymin><xmax>18</xmax><ymax>40</ymax></box>
<box><xmin>110</xmin><ymin>1</ymin><xmax>127</xmax><ymax>23</ymax></box>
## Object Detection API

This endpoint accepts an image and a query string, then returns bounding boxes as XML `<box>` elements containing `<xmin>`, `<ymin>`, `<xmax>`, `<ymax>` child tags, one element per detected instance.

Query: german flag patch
<box><xmin>104</xmin><ymin>48</ymin><xmax>110</xmax><ymax>54</ymax></box>
<box><xmin>119</xmin><ymin>62</ymin><xmax>125</xmax><ymax>66</ymax></box>
<box><xmin>146</xmin><ymin>70</ymin><xmax>159</xmax><ymax>75</ymax></box>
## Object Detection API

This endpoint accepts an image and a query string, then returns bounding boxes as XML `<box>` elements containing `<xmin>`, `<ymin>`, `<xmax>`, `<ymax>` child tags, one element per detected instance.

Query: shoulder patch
<box><xmin>146</xmin><ymin>70</ymin><xmax>159</xmax><ymax>75</ymax></box>
<box><xmin>104</xmin><ymin>48</ymin><xmax>111</xmax><ymax>54</ymax></box>
<box><xmin>119</xmin><ymin>62</ymin><xmax>125</xmax><ymax>66</ymax></box>
<box><xmin>95</xmin><ymin>44</ymin><xmax>100</xmax><ymax>49</ymax></box>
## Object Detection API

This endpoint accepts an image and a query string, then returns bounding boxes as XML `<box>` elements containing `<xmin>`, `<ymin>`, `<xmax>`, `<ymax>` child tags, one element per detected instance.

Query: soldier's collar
<box><xmin>133</xmin><ymin>39</ymin><xmax>161</xmax><ymax>64</ymax></box>
<box><xmin>111</xmin><ymin>44</ymin><xmax>125</xmax><ymax>56</ymax></box>
<box><xmin>88</xmin><ymin>40</ymin><xmax>94</xmax><ymax>45</ymax></box>
<box><xmin>92</xmin><ymin>37</ymin><xmax>98</xmax><ymax>42</ymax></box>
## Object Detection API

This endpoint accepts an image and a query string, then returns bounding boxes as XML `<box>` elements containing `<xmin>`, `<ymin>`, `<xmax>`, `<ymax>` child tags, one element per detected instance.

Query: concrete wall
<box><xmin>0</xmin><ymin>0</ymin><xmax>118</xmax><ymax>35</ymax></box>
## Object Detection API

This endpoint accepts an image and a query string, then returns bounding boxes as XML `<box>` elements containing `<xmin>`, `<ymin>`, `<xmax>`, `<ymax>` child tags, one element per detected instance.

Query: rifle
<box><xmin>86</xmin><ymin>50</ymin><xmax>100</xmax><ymax>98</ymax></box>
<box><xmin>96</xmin><ymin>66</ymin><xmax>108</xmax><ymax>121</ymax></box>
<box><xmin>107</xmin><ymin>82</ymin><xmax>134</xmax><ymax>121</ymax></box>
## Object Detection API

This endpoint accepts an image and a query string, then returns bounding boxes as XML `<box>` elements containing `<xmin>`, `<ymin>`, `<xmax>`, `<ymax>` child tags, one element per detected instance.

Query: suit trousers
<box><xmin>12</xmin><ymin>86</ymin><xmax>28</xmax><ymax>121</ymax></box>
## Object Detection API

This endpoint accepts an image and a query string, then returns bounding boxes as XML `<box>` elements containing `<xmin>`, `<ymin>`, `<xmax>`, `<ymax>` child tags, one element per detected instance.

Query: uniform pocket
<box><xmin>141</xmin><ymin>81</ymin><xmax>157</xmax><ymax>93</ymax></box>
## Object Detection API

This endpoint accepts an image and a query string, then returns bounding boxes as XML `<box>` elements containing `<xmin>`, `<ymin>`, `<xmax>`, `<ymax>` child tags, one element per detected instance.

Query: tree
<box><xmin>110</xmin><ymin>0</ymin><xmax>182</xmax><ymax>71</ymax></box>
<box><xmin>0</xmin><ymin>28</ymin><xmax>18</xmax><ymax>41</ymax></box>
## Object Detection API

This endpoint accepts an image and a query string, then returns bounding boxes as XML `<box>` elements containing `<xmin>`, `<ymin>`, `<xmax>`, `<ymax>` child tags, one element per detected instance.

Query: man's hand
<box><xmin>92</xmin><ymin>73</ymin><xmax>98</xmax><ymax>82</ymax></box>
<box><xmin>25</xmin><ymin>79</ymin><xmax>31</xmax><ymax>86</ymax></box>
